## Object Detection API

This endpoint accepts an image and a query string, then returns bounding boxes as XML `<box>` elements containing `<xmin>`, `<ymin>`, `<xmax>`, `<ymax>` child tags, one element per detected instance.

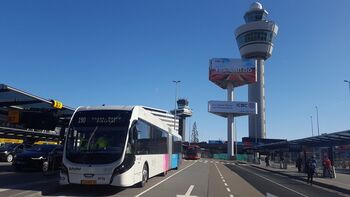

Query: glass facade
<box><xmin>236</xmin><ymin>30</ymin><xmax>275</xmax><ymax>48</ymax></box>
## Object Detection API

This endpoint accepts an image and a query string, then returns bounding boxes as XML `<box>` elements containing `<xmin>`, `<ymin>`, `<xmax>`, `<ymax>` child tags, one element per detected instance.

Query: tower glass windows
<box><xmin>244</xmin><ymin>11</ymin><xmax>268</xmax><ymax>23</ymax></box>
<box><xmin>236</xmin><ymin>30</ymin><xmax>275</xmax><ymax>48</ymax></box>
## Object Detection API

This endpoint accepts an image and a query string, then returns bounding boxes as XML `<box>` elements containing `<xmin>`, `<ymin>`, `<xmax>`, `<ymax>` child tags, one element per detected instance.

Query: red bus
<box><xmin>184</xmin><ymin>145</ymin><xmax>201</xmax><ymax>160</ymax></box>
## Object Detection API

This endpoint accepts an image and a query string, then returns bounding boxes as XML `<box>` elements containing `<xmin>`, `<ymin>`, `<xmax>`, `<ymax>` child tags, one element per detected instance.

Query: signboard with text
<box><xmin>208</xmin><ymin>100</ymin><xmax>257</xmax><ymax>117</ymax></box>
<box><xmin>209</xmin><ymin>58</ymin><xmax>256</xmax><ymax>89</ymax></box>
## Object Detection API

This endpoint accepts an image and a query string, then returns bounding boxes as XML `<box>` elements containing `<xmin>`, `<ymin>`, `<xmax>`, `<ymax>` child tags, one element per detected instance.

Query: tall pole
<box><xmin>173</xmin><ymin>80</ymin><xmax>181</xmax><ymax>131</ymax></box>
<box><xmin>315</xmin><ymin>106</ymin><xmax>320</xmax><ymax>136</ymax></box>
<box><xmin>227</xmin><ymin>82</ymin><xmax>234</xmax><ymax>159</ymax></box>
<box><xmin>188</xmin><ymin>117</ymin><xmax>191</xmax><ymax>144</ymax></box>
<box><xmin>344</xmin><ymin>80</ymin><xmax>350</xmax><ymax>97</ymax></box>
<box><xmin>310</xmin><ymin>116</ymin><xmax>314</xmax><ymax>137</ymax></box>
<box><xmin>234</xmin><ymin>119</ymin><xmax>238</xmax><ymax>157</ymax></box>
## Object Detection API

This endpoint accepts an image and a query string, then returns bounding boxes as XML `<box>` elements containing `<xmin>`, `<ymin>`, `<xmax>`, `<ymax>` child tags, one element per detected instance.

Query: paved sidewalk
<box><xmin>248</xmin><ymin>161</ymin><xmax>350</xmax><ymax>195</ymax></box>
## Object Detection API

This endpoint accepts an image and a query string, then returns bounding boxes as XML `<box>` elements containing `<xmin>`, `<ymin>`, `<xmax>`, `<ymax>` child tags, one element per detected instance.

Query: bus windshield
<box><xmin>66</xmin><ymin>110</ymin><xmax>132</xmax><ymax>164</ymax></box>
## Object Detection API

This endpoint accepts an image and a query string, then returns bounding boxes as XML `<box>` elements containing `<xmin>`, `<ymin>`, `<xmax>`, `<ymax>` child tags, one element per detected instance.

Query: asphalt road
<box><xmin>225</xmin><ymin>162</ymin><xmax>348</xmax><ymax>197</ymax></box>
<box><xmin>0</xmin><ymin>160</ymin><xmax>348</xmax><ymax>197</ymax></box>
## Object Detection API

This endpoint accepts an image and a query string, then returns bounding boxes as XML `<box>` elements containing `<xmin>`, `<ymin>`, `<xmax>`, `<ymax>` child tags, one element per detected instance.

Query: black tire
<box><xmin>161</xmin><ymin>170</ymin><xmax>167</xmax><ymax>176</ymax></box>
<box><xmin>138</xmin><ymin>164</ymin><xmax>148</xmax><ymax>188</ymax></box>
<box><xmin>6</xmin><ymin>154</ymin><xmax>13</xmax><ymax>163</ymax></box>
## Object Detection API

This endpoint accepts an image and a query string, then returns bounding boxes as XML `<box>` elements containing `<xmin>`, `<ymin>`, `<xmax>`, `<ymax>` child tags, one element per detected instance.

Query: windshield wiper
<box><xmin>86</xmin><ymin>126</ymin><xmax>98</xmax><ymax>151</ymax></box>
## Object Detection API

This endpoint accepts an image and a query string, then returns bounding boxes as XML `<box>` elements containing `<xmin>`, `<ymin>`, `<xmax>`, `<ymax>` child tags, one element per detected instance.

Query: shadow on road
<box><xmin>42</xmin><ymin>184</ymin><xmax>125</xmax><ymax>196</ymax></box>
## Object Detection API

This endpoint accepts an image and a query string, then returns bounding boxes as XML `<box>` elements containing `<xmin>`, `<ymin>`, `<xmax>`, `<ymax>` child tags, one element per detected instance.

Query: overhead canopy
<box><xmin>0</xmin><ymin>84</ymin><xmax>75</xmax><ymax>131</ymax></box>
<box><xmin>290</xmin><ymin>130</ymin><xmax>350</xmax><ymax>147</ymax></box>
<box><xmin>251</xmin><ymin>130</ymin><xmax>350</xmax><ymax>152</ymax></box>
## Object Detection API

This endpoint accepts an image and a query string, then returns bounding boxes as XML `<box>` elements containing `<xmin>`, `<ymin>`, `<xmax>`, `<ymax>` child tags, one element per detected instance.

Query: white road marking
<box><xmin>226</xmin><ymin>187</ymin><xmax>231</xmax><ymax>192</ymax></box>
<box><xmin>230</xmin><ymin>195</ymin><xmax>234</xmax><ymax>197</ymax></box>
<box><xmin>214</xmin><ymin>164</ymin><xmax>223</xmax><ymax>177</ymax></box>
<box><xmin>204</xmin><ymin>160</ymin><xmax>208</xmax><ymax>164</ymax></box>
<box><xmin>0</xmin><ymin>172</ymin><xmax>15</xmax><ymax>175</ymax></box>
<box><xmin>210</xmin><ymin>161</ymin><xmax>213</xmax><ymax>163</ymax></box>
<box><xmin>224</xmin><ymin>183</ymin><xmax>228</xmax><ymax>186</ymax></box>
<box><xmin>266</xmin><ymin>193</ymin><xmax>278</xmax><ymax>197</ymax></box>
<box><xmin>222</xmin><ymin>179</ymin><xmax>226</xmax><ymax>182</ymax></box>
<box><xmin>24</xmin><ymin>192</ymin><xmax>43</xmax><ymax>197</ymax></box>
<box><xmin>135</xmin><ymin>161</ymin><xmax>198</xmax><ymax>197</ymax></box>
<box><xmin>216</xmin><ymin>161</ymin><xmax>219</xmax><ymax>164</ymax></box>
<box><xmin>176</xmin><ymin>185</ymin><xmax>197</xmax><ymax>197</ymax></box>
<box><xmin>8</xmin><ymin>190</ymin><xmax>35</xmax><ymax>197</ymax></box>
<box><xmin>236</xmin><ymin>165</ymin><xmax>309</xmax><ymax>197</ymax></box>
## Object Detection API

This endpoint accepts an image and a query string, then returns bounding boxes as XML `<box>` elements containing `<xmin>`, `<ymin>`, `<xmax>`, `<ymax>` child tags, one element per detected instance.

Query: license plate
<box><xmin>81</xmin><ymin>180</ymin><xmax>96</xmax><ymax>185</ymax></box>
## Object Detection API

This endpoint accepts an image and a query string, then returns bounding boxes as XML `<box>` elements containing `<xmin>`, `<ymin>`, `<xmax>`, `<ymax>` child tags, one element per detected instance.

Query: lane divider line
<box><xmin>135</xmin><ymin>161</ymin><xmax>198</xmax><ymax>197</ymax></box>
<box><xmin>215</xmin><ymin>163</ymin><xmax>235</xmax><ymax>197</ymax></box>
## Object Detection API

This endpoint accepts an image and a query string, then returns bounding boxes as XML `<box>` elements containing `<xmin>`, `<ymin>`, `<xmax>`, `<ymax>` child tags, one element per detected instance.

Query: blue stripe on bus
<box><xmin>171</xmin><ymin>154</ymin><xmax>179</xmax><ymax>168</ymax></box>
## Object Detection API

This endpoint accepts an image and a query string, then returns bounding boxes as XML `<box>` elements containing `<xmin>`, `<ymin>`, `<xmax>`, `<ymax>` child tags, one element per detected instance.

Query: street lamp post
<box><xmin>172</xmin><ymin>80</ymin><xmax>181</xmax><ymax>131</ymax></box>
<box><xmin>310</xmin><ymin>116</ymin><xmax>314</xmax><ymax>137</ymax></box>
<box><xmin>344</xmin><ymin>80</ymin><xmax>350</xmax><ymax>97</ymax></box>
<box><xmin>315</xmin><ymin>106</ymin><xmax>320</xmax><ymax>136</ymax></box>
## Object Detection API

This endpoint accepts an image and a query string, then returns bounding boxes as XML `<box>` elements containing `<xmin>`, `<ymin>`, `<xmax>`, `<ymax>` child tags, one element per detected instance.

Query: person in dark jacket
<box><xmin>296</xmin><ymin>157</ymin><xmax>302</xmax><ymax>172</ymax></box>
<box><xmin>265</xmin><ymin>155</ymin><xmax>270</xmax><ymax>167</ymax></box>
<box><xmin>306</xmin><ymin>157</ymin><xmax>317</xmax><ymax>185</ymax></box>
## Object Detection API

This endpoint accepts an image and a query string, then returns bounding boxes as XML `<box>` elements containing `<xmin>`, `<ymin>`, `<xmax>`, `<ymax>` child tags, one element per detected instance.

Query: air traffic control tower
<box><xmin>235</xmin><ymin>2</ymin><xmax>278</xmax><ymax>139</ymax></box>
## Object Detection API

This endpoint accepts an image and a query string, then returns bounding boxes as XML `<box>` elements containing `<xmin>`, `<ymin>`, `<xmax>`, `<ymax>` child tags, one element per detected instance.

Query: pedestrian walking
<box><xmin>280</xmin><ymin>155</ymin><xmax>285</xmax><ymax>169</ymax></box>
<box><xmin>307</xmin><ymin>157</ymin><xmax>317</xmax><ymax>185</ymax></box>
<box><xmin>323</xmin><ymin>156</ymin><xmax>333</xmax><ymax>178</ymax></box>
<box><xmin>296</xmin><ymin>157</ymin><xmax>302</xmax><ymax>172</ymax></box>
<box><xmin>265</xmin><ymin>155</ymin><xmax>270</xmax><ymax>167</ymax></box>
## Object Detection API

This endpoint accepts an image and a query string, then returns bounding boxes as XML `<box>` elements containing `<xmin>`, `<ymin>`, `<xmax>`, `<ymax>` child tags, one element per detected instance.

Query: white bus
<box><xmin>60</xmin><ymin>106</ymin><xmax>182</xmax><ymax>187</ymax></box>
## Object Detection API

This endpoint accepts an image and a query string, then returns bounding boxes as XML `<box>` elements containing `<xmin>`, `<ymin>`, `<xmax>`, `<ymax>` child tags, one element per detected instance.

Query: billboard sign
<box><xmin>209</xmin><ymin>58</ymin><xmax>256</xmax><ymax>89</ymax></box>
<box><xmin>208</xmin><ymin>100</ymin><xmax>257</xmax><ymax>117</ymax></box>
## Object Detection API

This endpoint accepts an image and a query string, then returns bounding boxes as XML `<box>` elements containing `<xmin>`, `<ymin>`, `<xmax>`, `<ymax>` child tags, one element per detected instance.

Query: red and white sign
<box><xmin>209</xmin><ymin>58</ymin><xmax>256</xmax><ymax>89</ymax></box>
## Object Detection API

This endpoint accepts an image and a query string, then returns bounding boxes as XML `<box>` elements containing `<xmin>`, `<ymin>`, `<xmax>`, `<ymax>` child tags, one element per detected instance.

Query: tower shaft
<box><xmin>248</xmin><ymin>59</ymin><xmax>266</xmax><ymax>139</ymax></box>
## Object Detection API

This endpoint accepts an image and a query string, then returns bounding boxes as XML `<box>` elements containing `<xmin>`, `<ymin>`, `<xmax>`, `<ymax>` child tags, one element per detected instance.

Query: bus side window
<box><xmin>136</xmin><ymin>120</ymin><xmax>151</xmax><ymax>154</ymax></box>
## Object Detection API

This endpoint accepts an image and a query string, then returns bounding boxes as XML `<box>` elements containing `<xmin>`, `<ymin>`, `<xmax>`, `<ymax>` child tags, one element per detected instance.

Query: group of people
<box><xmin>265</xmin><ymin>154</ymin><xmax>335</xmax><ymax>185</ymax></box>
<box><xmin>296</xmin><ymin>156</ymin><xmax>335</xmax><ymax>185</ymax></box>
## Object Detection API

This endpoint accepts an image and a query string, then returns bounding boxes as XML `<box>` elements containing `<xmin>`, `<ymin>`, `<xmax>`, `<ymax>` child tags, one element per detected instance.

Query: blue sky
<box><xmin>1</xmin><ymin>0</ymin><xmax>349</xmax><ymax>142</ymax></box>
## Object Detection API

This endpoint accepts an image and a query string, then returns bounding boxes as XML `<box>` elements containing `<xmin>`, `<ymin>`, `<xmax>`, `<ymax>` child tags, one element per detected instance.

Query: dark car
<box><xmin>42</xmin><ymin>145</ymin><xmax>63</xmax><ymax>175</ymax></box>
<box><xmin>12</xmin><ymin>144</ymin><xmax>62</xmax><ymax>171</ymax></box>
<box><xmin>0</xmin><ymin>143</ymin><xmax>27</xmax><ymax>162</ymax></box>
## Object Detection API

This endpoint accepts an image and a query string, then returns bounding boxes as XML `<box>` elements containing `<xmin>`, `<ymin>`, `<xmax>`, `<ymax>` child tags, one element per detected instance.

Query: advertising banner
<box><xmin>208</xmin><ymin>100</ymin><xmax>257</xmax><ymax>117</ymax></box>
<box><xmin>209</xmin><ymin>58</ymin><xmax>256</xmax><ymax>89</ymax></box>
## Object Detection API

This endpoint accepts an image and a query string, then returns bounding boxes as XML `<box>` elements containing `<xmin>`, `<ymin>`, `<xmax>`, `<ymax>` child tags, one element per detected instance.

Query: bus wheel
<box><xmin>161</xmin><ymin>170</ymin><xmax>167</xmax><ymax>176</ymax></box>
<box><xmin>6</xmin><ymin>154</ymin><xmax>13</xmax><ymax>163</ymax></box>
<box><xmin>138</xmin><ymin>164</ymin><xmax>148</xmax><ymax>188</ymax></box>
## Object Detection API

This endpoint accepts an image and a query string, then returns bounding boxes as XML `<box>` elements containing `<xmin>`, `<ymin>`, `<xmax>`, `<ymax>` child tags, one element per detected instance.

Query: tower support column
<box><xmin>227</xmin><ymin>82</ymin><xmax>234</xmax><ymax>158</ymax></box>
<box><xmin>249</xmin><ymin>58</ymin><xmax>266</xmax><ymax>139</ymax></box>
